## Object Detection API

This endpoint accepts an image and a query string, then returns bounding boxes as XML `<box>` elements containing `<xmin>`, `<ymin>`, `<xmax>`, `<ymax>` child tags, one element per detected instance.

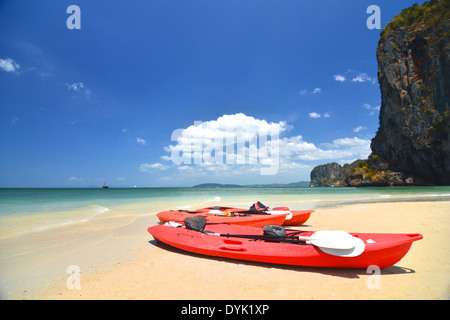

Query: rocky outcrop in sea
<box><xmin>310</xmin><ymin>157</ymin><xmax>415</xmax><ymax>187</ymax></box>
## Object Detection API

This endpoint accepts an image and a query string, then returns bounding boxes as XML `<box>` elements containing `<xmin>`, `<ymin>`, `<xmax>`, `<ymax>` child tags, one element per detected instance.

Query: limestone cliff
<box><xmin>310</xmin><ymin>162</ymin><xmax>349</xmax><ymax>187</ymax></box>
<box><xmin>371</xmin><ymin>0</ymin><xmax>450</xmax><ymax>185</ymax></box>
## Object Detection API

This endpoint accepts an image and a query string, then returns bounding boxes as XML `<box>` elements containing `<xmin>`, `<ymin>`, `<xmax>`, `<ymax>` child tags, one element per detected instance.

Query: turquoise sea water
<box><xmin>1</xmin><ymin>186</ymin><xmax>449</xmax><ymax>239</ymax></box>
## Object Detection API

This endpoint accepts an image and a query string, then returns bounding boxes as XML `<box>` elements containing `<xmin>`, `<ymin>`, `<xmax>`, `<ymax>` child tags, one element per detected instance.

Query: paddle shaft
<box><xmin>218</xmin><ymin>232</ymin><xmax>344</xmax><ymax>243</ymax></box>
<box><xmin>177</xmin><ymin>210</ymin><xmax>268</xmax><ymax>217</ymax></box>
<box><xmin>174</xmin><ymin>224</ymin><xmax>361</xmax><ymax>254</ymax></box>
<box><xmin>217</xmin><ymin>232</ymin><xmax>305</xmax><ymax>244</ymax></box>
<box><xmin>214</xmin><ymin>231</ymin><xmax>356</xmax><ymax>250</ymax></box>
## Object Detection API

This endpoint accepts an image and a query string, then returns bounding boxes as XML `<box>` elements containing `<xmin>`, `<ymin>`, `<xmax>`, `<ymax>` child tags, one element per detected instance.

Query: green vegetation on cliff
<box><xmin>381</xmin><ymin>0</ymin><xmax>450</xmax><ymax>38</ymax></box>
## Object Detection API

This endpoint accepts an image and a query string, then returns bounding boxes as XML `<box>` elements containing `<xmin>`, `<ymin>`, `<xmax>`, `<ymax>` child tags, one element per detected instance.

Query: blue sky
<box><xmin>0</xmin><ymin>0</ymin><xmax>423</xmax><ymax>187</ymax></box>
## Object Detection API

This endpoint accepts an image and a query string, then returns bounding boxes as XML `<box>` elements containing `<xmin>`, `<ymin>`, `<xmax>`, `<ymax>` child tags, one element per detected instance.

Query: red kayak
<box><xmin>198</xmin><ymin>206</ymin><xmax>313</xmax><ymax>226</ymax></box>
<box><xmin>148</xmin><ymin>219</ymin><xmax>423</xmax><ymax>269</ymax></box>
<box><xmin>156</xmin><ymin>209</ymin><xmax>288</xmax><ymax>227</ymax></box>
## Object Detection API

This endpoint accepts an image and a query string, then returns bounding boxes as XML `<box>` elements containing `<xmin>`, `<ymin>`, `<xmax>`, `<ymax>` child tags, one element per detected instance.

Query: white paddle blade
<box><xmin>266</xmin><ymin>210</ymin><xmax>293</xmax><ymax>220</ymax></box>
<box><xmin>318</xmin><ymin>237</ymin><xmax>365</xmax><ymax>257</ymax></box>
<box><xmin>298</xmin><ymin>230</ymin><xmax>356</xmax><ymax>250</ymax></box>
<box><xmin>164</xmin><ymin>221</ymin><xmax>183</xmax><ymax>228</ymax></box>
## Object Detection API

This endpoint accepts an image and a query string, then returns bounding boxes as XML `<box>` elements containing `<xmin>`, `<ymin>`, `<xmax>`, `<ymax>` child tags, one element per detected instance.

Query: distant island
<box><xmin>193</xmin><ymin>181</ymin><xmax>310</xmax><ymax>188</ymax></box>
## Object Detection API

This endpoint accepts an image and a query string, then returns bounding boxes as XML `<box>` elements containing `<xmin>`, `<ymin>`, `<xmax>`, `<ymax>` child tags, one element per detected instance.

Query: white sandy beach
<box><xmin>1</xmin><ymin>200</ymin><xmax>446</xmax><ymax>300</ymax></box>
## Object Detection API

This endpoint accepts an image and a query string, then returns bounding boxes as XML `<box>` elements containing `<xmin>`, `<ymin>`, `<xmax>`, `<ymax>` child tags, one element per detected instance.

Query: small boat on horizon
<box><xmin>102</xmin><ymin>181</ymin><xmax>109</xmax><ymax>189</ymax></box>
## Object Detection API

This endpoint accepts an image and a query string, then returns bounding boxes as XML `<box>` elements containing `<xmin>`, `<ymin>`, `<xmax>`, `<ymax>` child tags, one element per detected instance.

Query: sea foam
<box><xmin>14</xmin><ymin>205</ymin><xmax>110</xmax><ymax>236</ymax></box>
<box><xmin>206</xmin><ymin>196</ymin><xmax>222</xmax><ymax>203</ymax></box>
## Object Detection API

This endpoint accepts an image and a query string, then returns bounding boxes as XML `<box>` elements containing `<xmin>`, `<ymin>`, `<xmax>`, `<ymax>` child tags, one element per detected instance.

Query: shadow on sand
<box><xmin>148</xmin><ymin>239</ymin><xmax>415</xmax><ymax>280</ymax></box>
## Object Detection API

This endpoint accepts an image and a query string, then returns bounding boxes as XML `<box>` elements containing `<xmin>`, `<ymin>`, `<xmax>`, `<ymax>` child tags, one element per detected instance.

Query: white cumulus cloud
<box><xmin>68</xmin><ymin>176</ymin><xmax>85</xmax><ymax>182</ymax></box>
<box><xmin>353</xmin><ymin>126</ymin><xmax>367</xmax><ymax>133</ymax></box>
<box><xmin>333</xmin><ymin>70</ymin><xmax>377</xmax><ymax>84</ymax></box>
<box><xmin>308</xmin><ymin>112</ymin><xmax>321</xmax><ymax>119</ymax></box>
<box><xmin>352</xmin><ymin>72</ymin><xmax>376</xmax><ymax>84</ymax></box>
<box><xmin>0</xmin><ymin>58</ymin><xmax>20</xmax><ymax>73</ymax></box>
<box><xmin>136</xmin><ymin>137</ymin><xmax>147</xmax><ymax>145</ymax></box>
<box><xmin>66</xmin><ymin>82</ymin><xmax>84</xmax><ymax>91</ymax></box>
<box><xmin>334</xmin><ymin>74</ymin><xmax>346</xmax><ymax>82</ymax></box>
<box><xmin>363</xmin><ymin>103</ymin><xmax>381</xmax><ymax>115</ymax></box>
<box><xmin>155</xmin><ymin>113</ymin><xmax>371</xmax><ymax>180</ymax></box>
<box><xmin>300</xmin><ymin>88</ymin><xmax>322</xmax><ymax>95</ymax></box>
<box><xmin>140</xmin><ymin>163</ymin><xmax>169</xmax><ymax>171</ymax></box>
<box><xmin>66</xmin><ymin>82</ymin><xmax>92</xmax><ymax>97</ymax></box>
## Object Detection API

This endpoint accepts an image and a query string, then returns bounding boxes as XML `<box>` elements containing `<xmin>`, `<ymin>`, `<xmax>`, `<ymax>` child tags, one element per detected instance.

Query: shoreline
<box><xmin>1</xmin><ymin>198</ymin><xmax>449</xmax><ymax>300</ymax></box>
<box><xmin>1</xmin><ymin>187</ymin><xmax>448</xmax><ymax>240</ymax></box>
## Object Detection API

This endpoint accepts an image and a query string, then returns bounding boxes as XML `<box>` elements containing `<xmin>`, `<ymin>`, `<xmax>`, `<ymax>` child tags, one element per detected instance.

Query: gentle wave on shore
<box><xmin>1</xmin><ymin>186</ymin><xmax>449</xmax><ymax>239</ymax></box>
